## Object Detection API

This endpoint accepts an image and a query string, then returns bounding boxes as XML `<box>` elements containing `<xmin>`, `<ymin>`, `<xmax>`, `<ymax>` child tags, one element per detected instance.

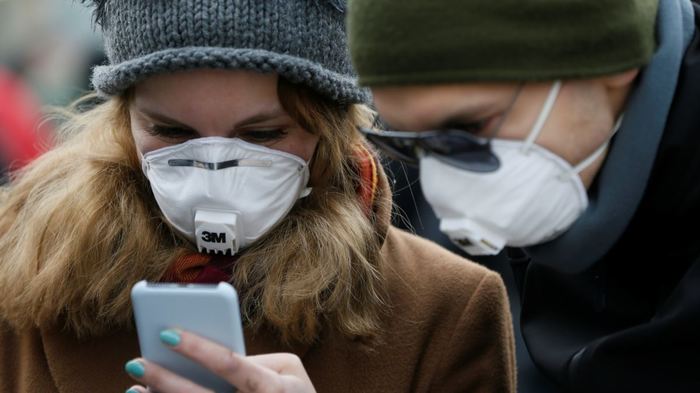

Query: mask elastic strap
<box><xmin>298</xmin><ymin>156</ymin><xmax>314</xmax><ymax>199</ymax></box>
<box><xmin>300</xmin><ymin>187</ymin><xmax>312</xmax><ymax>198</ymax></box>
<box><xmin>571</xmin><ymin>114</ymin><xmax>624</xmax><ymax>174</ymax></box>
<box><xmin>139</xmin><ymin>151</ymin><xmax>150</xmax><ymax>175</ymax></box>
<box><xmin>522</xmin><ymin>80</ymin><xmax>562</xmax><ymax>153</ymax></box>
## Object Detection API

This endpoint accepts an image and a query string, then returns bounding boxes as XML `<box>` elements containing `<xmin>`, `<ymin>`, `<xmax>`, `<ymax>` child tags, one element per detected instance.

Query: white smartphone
<box><xmin>131</xmin><ymin>280</ymin><xmax>246</xmax><ymax>393</ymax></box>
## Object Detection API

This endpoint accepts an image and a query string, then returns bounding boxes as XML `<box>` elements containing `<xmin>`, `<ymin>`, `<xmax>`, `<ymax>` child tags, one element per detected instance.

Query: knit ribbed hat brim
<box><xmin>92</xmin><ymin>47</ymin><xmax>370</xmax><ymax>104</ymax></box>
<box><xmin>348</xmin><ymin>0</ymin><xmax>659</xmax><ymax>85</ymax></box>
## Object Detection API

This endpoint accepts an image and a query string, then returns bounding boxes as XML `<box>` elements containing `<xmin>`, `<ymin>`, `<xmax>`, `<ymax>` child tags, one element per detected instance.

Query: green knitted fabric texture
<box><xmin>348</xmin><ymin>0</ymin><xmax>660</xmax><ymax>86</ymax></box>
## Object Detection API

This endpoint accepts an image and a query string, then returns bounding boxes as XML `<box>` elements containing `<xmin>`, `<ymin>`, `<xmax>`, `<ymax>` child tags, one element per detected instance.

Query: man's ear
<box><xmin>602</xmin><ymin>68</ymin><xmax>640</xmax><ymax>89</ymax></box>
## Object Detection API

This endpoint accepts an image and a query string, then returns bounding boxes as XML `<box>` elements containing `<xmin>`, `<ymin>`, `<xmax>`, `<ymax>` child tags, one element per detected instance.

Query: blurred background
<box><xmin>0</xmin><ymin>1</ymin><xmax>558</xmax><ymax>391</ymax></box>
<box><xmin>0</xmin><ymin>0</ymin><xmax>103</xmax><ymax>183</ymax></box>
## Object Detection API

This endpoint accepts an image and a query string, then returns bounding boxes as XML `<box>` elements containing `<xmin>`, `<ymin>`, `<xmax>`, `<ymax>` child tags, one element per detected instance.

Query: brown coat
<box><xmin>0</xmin><ymin>227</ymin><xmax>516</xmax><ymax>392</ymax></box>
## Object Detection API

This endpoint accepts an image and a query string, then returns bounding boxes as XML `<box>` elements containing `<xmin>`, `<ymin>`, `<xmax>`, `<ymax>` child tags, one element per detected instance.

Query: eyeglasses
<box><xmin>359</xmin><ymin>127</ymin><xmax>500</xmax><ymax>172</ymax></box>
<box><xmin>359</xmin><ymin>84</ymin><xmax>524</xmax><ymax>173</ymax></box>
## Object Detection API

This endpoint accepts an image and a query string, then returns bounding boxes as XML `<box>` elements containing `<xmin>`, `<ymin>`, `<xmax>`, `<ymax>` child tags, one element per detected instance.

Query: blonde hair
<box><xmin>0</xmin><ymin>79</ymin><xmax>388</xmax><ymax>344</ymax></box>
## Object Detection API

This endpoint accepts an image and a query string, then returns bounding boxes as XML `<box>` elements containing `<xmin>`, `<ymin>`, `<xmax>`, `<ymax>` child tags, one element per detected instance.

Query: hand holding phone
<box><xmin>130</xmin><ymin>280</ymin><xmax>246</xmax><ymax>393</ymax></box>
<box><xmin>124</xmin><ymin>330</ymin><xmax>317</xmax><ymax>393</ymax></box>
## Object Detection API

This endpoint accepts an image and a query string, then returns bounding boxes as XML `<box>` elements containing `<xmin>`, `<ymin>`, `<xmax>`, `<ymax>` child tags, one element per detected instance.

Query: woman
<box><xmin>0</xmin><ymin>1</ymin><xmax>516</xmax><ymax>392</ymax></box>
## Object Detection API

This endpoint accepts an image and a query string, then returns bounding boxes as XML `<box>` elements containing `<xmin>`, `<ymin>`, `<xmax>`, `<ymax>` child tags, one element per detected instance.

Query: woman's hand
<box><xmin>124</xmin><ymin>329</ymin><xmax>316</xmax><ymax>393</ymax></box>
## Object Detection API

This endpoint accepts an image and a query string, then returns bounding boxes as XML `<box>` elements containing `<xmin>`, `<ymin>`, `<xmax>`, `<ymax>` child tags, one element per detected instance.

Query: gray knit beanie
<box><xmin>82</xmin><ymin>0</ymin><xmax>368</xmax><ymax>105</ymax></box>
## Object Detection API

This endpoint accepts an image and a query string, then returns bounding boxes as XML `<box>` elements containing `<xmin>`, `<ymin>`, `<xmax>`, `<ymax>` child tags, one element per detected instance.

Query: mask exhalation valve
<box><xmin>195</xmin><ymin>209</ymin><xmax>240</xmax><ymax>256</ymax></box>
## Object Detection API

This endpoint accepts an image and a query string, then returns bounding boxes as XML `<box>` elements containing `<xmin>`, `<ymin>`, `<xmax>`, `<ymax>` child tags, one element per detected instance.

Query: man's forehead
<box><xmin>371</xmin><ymin>83</ymin><xmax>515</xmax><ymax>130</ymax></box>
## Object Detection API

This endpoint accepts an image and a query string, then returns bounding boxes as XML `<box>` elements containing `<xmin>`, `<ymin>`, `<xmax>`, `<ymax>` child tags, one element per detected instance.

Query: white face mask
<box><xmin>419</xmin><ymin>81</ymin><xmax>621</xmax><ymax>256</ymax></box>
<box><xmin>142</xmin><ymin>137</ymin><xmax>311</xmax><ymax>256</ymax></box>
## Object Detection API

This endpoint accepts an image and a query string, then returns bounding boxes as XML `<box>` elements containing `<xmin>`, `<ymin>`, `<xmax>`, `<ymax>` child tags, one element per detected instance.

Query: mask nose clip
<box><xmin>195</xmin><ymin>209</ymin><xmax>240</xmax><ymax>256</ymax></box>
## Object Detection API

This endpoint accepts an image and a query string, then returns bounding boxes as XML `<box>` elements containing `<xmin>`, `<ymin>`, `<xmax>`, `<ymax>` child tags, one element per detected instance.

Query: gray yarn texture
<box><xmin>90</xmin><ymin>0</ymin><xmax>369</xmax><ymax>104</ymax></box>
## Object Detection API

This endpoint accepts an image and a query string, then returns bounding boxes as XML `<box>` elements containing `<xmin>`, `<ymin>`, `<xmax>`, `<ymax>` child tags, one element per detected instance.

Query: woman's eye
<box><xmin>146</xmin><ymin>125</ymin><xmax>195</xmax><ymax>139</ymax></box>
<box><xmin>239</xmin><ymin>129</ymin><xmax>288</xmax><ymax>143</ymax></box>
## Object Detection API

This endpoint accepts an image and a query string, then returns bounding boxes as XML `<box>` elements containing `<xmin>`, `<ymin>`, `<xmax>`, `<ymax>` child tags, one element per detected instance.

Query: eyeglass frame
<box><xmin>358</xmin><ymin>83</ymin><xmax>525</xmax><ymax>173</ymax></box>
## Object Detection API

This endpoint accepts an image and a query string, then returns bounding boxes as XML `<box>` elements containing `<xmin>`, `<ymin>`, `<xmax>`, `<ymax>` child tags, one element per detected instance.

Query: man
<box><xmin>348</xmin><ymin>0</ymin><xmax>700</xmax><ymax>392</ymax></box>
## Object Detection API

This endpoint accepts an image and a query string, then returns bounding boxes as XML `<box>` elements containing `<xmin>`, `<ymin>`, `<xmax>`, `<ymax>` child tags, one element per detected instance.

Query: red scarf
<box><xmin>161</xmin><ymin>144</ymin><xmax>379</xmax><ymax>284</ymax></box>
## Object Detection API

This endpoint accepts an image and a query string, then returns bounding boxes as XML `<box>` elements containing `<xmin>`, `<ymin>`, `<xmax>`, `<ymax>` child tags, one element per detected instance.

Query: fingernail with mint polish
<box><xmin>160</xmin><ymin>329</ymin><xmax>181</xmax><ymax>346</ymax></box>
<box><xmin>124</xmin><ymin>359</ymin><xmax>145</xmax><ymax>378</ymax></box>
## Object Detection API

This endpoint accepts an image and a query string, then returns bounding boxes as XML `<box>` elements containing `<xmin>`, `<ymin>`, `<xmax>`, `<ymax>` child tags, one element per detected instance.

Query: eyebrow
<box><xmin>381</xmin><ymin>107</ymin><xmax>489</xmax><ymax>132</ymax></box>
<box><xmin>140</xmin><ymin>109</ymin><xmax>193</xmax><ymax>129</ymax></box>
<box><xmin>430</xmin><ymin>93</ymin><xmax>520</xmax><ymax>131</ymax></box>
<box><xmin>234</xmin><ymin>108</ymin><xmax>288</xmax><ymax>128</ymax></box>
<box><xmin>137</xmin><ymin>107</ymin><xmax>288</xmax><ymax>130</ymax></box>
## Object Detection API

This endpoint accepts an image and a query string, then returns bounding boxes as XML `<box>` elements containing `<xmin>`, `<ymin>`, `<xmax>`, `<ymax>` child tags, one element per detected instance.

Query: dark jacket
<box><xmin>520</xmin><ymin>2</ymin><xmax>700</xmax><ymax>392</ymax></box>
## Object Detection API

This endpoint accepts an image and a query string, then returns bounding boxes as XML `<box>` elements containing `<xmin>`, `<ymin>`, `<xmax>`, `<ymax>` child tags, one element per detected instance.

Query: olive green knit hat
<box><xmin>348</xmin><ymin>0</ymin><xmax>660</xmax><ymax>86</ymax></box>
